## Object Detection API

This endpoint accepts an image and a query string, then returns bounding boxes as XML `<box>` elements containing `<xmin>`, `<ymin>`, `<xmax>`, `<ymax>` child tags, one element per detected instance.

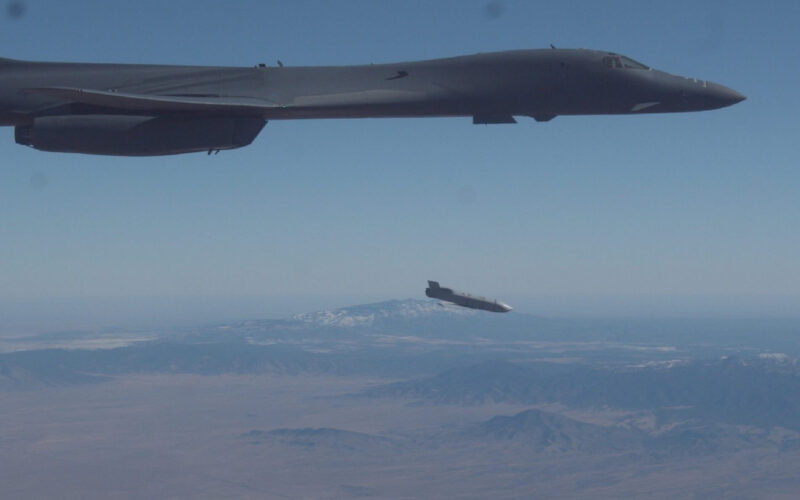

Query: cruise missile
<box><xmin>425</xmin><ymin>281</ymin><xmax>512</xmax><ymax>313</ymax></box>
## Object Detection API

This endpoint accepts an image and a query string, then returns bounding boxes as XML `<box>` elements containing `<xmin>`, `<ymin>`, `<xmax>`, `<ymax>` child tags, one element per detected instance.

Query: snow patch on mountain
<box><xmin>291</xmin><ymin>299</ymin><xmax>476</xmax><ymax>328</ymax></box>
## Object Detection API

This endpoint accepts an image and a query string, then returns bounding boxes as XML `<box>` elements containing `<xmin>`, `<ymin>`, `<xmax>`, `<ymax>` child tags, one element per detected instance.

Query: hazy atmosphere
<box><xmin>2</xmin><ymin>0</ymin><xmax>799</xmax><ymax>331</ymax></box>
<box><xmin>2</xmin><ymin>1</ymin><xmax>800</xmax><ymax>499</ymax></box>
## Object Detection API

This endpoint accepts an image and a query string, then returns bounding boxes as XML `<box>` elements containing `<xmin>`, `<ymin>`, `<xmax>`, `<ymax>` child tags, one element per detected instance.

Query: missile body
<box><xmin>425</xmin><ymin>281</ymin><xmax>512</xmax><ymax>313</ymax></box>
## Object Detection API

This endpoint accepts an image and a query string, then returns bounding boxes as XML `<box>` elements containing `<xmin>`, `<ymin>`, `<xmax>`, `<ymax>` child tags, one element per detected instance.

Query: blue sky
<box><xmin>1</xmin><ymin>0</ymin><xmax>799</xmax><ymax>329</ymax></box>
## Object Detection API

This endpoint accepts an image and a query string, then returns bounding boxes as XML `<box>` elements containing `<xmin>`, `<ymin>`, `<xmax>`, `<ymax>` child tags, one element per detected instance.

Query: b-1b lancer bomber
<box><xmin>0</xmin><ymin>49</ymin><xmax>744</xmax><ymax>156</ymax></box>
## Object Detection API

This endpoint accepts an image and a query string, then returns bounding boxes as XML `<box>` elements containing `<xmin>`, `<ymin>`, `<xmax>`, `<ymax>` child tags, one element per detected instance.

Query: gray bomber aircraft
<box><xmin>0</xmin><ymin>48</ymin><xmax>744</xmax><ymax>156</ymax></box>
<box><xmin>426</xmin><ymin>281</ymin><xmax>512</xmax><ymax>313</ymax></box>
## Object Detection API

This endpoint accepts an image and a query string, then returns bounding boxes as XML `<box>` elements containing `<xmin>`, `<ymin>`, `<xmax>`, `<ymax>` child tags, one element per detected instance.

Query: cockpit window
<box><xmin>602</xmin><ymin>56</ymin><xmax>622</xmax><ymax>69</ymax></box>
<box><xmin>603</xmin><ymin>55</ymin><xmax>649</xmax><ymax>70</ymax></box>
<box><xmin>620</xmin><ymin>56</ymin><xmax>649</xmax><ymax>70</ymax></box>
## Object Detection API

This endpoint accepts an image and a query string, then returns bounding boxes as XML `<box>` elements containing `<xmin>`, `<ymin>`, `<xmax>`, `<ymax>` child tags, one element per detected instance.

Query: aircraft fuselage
<box><xmin>0</xmin><ymin>49</ymin><xmax>745</xmax><ymax>155</ymax></box>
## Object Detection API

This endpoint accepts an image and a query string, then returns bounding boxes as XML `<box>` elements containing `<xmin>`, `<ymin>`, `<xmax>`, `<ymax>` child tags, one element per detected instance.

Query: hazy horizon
<box><xmin>3</xmin><ymin>293</ymin><xmax>800</xmax><ymax>335</ymax></box>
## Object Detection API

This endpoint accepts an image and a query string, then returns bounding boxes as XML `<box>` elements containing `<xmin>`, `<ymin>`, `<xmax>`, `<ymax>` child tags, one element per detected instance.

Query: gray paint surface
<box><xmin>0</xmin><ymin>49</ymin><xmax>745</xmax><ymax>155</ymax></box>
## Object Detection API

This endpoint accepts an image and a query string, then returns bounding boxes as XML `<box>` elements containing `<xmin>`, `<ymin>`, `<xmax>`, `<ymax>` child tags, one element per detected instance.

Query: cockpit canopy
<box><xmin>602</xmin><ymin>54</ymin><xmax>650</xmax><ymax>70</ymax></box>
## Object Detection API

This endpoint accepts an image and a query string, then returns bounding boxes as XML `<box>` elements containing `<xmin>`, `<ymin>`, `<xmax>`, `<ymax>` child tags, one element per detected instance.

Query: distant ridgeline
<box><xmin>3</xmin><ymin>338</ymin><xmax>800</xmax><ymax>432</ymax></box>
<box><xmin>366</xmin><ymin>357</ymin><xmax>800</xmax><ymax>431</ymax></box>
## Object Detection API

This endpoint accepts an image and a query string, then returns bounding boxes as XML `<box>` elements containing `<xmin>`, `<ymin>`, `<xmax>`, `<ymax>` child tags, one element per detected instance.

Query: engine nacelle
<box><xmin>15</xmin><ymin>115</ymin><xmax>266</xmax><ymax>156</ymax></box>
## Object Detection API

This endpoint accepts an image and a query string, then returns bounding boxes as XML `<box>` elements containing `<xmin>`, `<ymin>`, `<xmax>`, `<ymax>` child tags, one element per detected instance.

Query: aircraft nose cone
<box><xmin>706</xmin><ymin>82</ymin><xmax>746</xmax><ymax>108</ymax></box>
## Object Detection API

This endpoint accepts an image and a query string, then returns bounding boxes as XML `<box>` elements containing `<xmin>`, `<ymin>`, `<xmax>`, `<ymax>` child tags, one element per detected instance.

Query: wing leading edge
<box><xmin>23</xmin><ymin>87</ymin><xmax>278</xmax><ymax>114</ymax></box>
<box><xmin>23</xmin><ymin>86</ymin><xmax>446</xmax><ymax>118</ymax></box>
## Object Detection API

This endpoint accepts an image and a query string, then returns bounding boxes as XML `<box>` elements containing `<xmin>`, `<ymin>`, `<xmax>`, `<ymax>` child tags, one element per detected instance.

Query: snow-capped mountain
<box><xmin>290</xmin><ymin>299</ymin><xmax>476</xmax><ymax>329</ymax></box>
<box><xmin>204</xmin><ymin>297</ymin><xmax>531</xmax><ymax>345</ymax></box>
